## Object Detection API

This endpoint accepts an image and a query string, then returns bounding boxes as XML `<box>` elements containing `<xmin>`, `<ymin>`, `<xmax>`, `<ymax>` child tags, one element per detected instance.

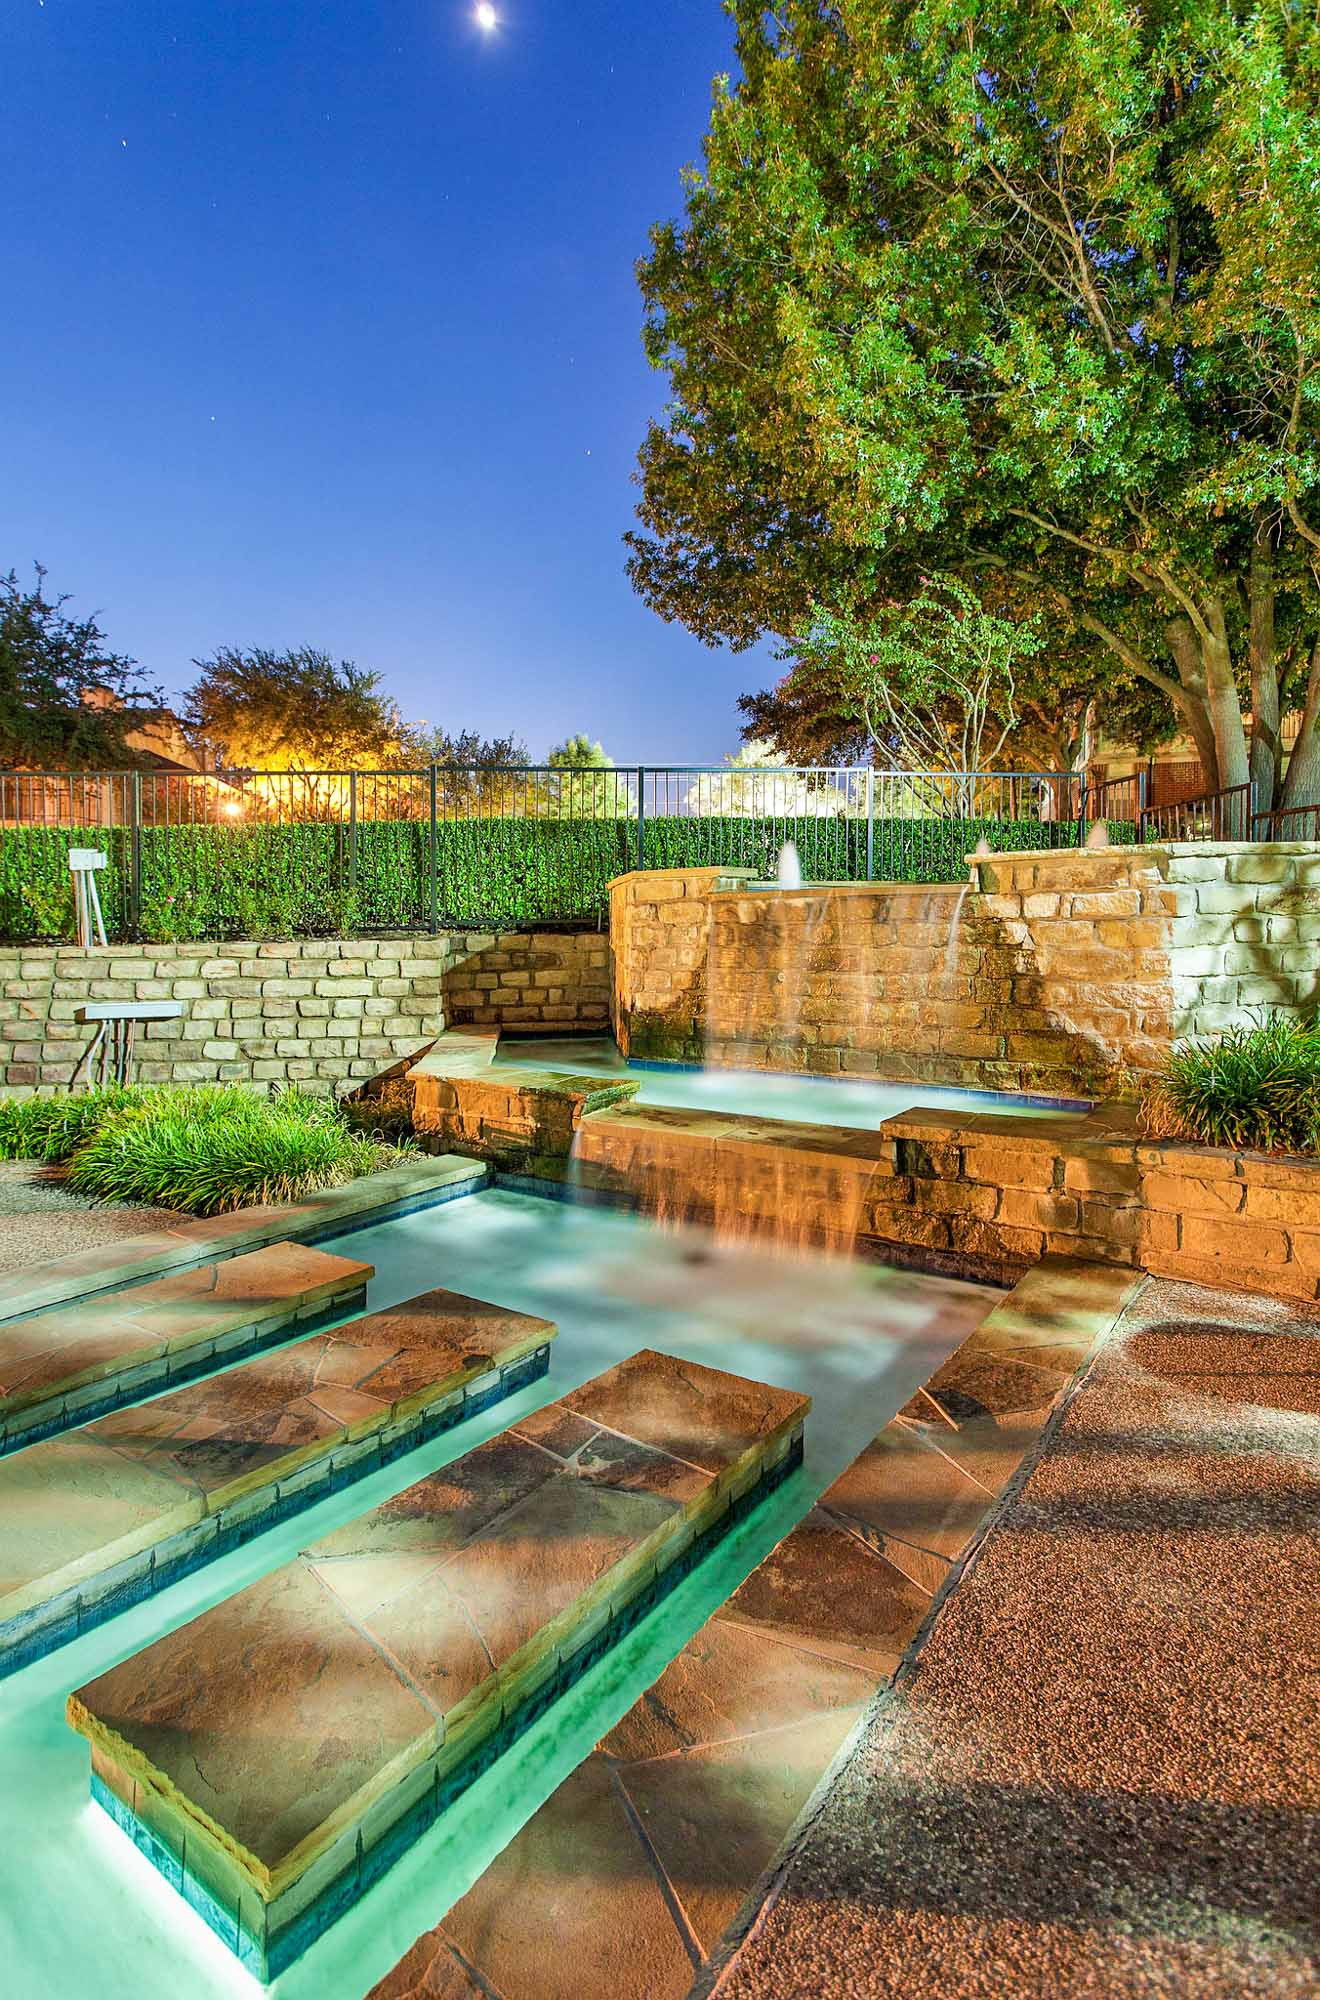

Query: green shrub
<box><xmin>0</xmin><ymin>1083</ymin><xmax>392</xmax><ymax>1213</ymax></box>
<box><xmin>1141</xmin><ymin>1016</ymin><xmax>1320</xmax><ymax>1155</ymax></box>
<box><xmin>0</xmin><ymin>1086</ymin><xmax>150</xmax><ymax>1162</ymax></box>
<box><xmin>0</xmin><ymin>811</ymin><xmax>1135</xmax><ymax>942</ymax></box>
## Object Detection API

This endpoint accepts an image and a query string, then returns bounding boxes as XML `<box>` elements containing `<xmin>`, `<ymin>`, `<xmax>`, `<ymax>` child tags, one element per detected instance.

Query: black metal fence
<box><xmin>0</xmin><ymin>762</ymin><xmax>1302</xmax><ymax>943</ymax></box>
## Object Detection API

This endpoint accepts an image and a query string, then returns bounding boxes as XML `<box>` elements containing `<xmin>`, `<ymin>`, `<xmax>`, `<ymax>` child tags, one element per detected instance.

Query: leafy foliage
<box><xmin>786</xmin><ymin>578</ymin><xmax>1044</xmax><ymax>782</ymax></box>
<box><xmin>631</xmin><ymin>1</ymin><xmax>1320</xmax><ymax>809</ymax></box>
<box><xmin>0</xmin><ymin>1083</ymin><xmax>388</xmax><ymax>1213</ymax></box>
<box><xmin>0</xmin><ymin>808</ymin><xmax>1129</xmax><ymax>940</ymax></box>
<box><xmin>1141</xmin><ymin>1017</ymin><xmax>1320</xmax><ymax>1156</ymax></box>
<box><xmin>0</xmin><ymin>565</ymin><xmax>165</xmax><ymax>769</ymax></box>
<box><xmin>183</xmin><ymin>647</ymin><xmax>408</xmax><ymax>782</ymax></box>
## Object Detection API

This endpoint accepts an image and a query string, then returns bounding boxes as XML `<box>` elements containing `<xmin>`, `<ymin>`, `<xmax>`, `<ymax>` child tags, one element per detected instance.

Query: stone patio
<box><xmin>369</xmin><ymin>1259</ymin><xmax>1141</xmax><ymax>2000</ymax></box>
<box><xmin>0</xmin><ymin>1279</ymin><xmax>556</xmax><ymax>1676</ymax></box>
<box><xmin>67</xmin><ymin>1348</ymin><xmax>809</xmax><ymax>1979</ymax></box>
<box><xmin>0</xmin><ymin>1240</ymin><xmax>372</xmax><ymax>1453</ymax></box>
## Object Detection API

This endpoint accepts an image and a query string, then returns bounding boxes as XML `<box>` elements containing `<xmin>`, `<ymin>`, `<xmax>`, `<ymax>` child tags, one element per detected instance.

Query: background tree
<box><xmin>629</xmin><ymin>0</ymin><xmax>1320</xmax><ymax>811</ymax></box>
<box><xmin>545</xmin><ymin>733</ymin><xmax>625</xmax><ymax>816</ymax></box>
<box><xmin>784</xmin><ymin>579</ymin><xmax>1043</xmax><ymax>805</ymax></box>
<box><xmin>0</xmin><ymin>564</ymin><xmax>163</xmax><ymax>768</ymax></box>
<box><xmin>184</xmin><ymin>648</ymin><xmax>405</xmax><ymax>772</ymax></box>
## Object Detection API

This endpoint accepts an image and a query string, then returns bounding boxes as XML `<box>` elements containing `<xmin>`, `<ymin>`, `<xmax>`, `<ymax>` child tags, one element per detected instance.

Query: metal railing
<box><xmin>1253</xmin><ymin>799</ymin><xmax>1320</xmax><ymax>842</ymax></box>
<box><xmin>1138</xmin><ymin>783</ymin><xmax>1257</xmax><ymax>844</ymax></box>
<box><xmin>0</xmin><ymin>761</ymin><xmax>1297</xmax><ymax>942</ymax></box>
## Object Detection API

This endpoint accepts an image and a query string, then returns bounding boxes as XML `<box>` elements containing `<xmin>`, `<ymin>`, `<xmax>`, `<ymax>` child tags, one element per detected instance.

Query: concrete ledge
<box><xmin>0</xmin><ymin>1155</ymin><xmax>487</xmax><ymax>1325</ymax></box>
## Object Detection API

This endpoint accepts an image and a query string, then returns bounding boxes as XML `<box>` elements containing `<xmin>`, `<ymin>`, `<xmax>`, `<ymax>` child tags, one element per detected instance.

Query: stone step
<box><xmin>0</xmin><ymin>1242</ymin><xmax>374</xmax><ymax>1455</ymax></box>
<box><xmin>67</xmin><ymin>1349</ymin><xmax>809</xmax><ymax>1980</ymax></box>
<box><xmin>365</xmin><ymin>1258</ymin><xmax>1144</xmax><ymax>2000</ymax></box>
<box><xmin>0</xmin><ymin>1285</ymin><xmax>557</xmax><ymax>1679</ymax></box>
<box><xmin>0</xmin><ymin>1153</ymin><xmax>486</xmax><ymax>1328</ymax></box>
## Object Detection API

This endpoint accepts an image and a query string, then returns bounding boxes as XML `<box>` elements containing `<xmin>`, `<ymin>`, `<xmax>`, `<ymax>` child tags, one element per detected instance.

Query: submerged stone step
<box><xmin>1</xmin><ymin>1284</ymin><xmax>555</xmax><ymax>1678</ymax></box>
<box><xmin>0</xmin><ymin>1153</ymin><xmax>487</xmax><ymax>1327</ymax></box>
<box><xmin>67</xmin><ymin>1349</ymin><xmax>808</xmax><ymax>1980</ymax></box>
<box><xmin>0</xmin><ymin>1242</ymin><xmax>373</xmax><ymax>1455</ymax></box>
<box><xmin>367</xmin><ymin>1258</ymin><xmax>1145</xmax><ymax>2000</ymax></box>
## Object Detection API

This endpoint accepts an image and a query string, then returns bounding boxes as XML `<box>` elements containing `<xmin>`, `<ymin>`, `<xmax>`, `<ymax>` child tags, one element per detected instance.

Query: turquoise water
<box><xmin>495</xmin><ymin>1035</ymin><xmax>1079</xmax><ymax>1123</ymax></box>
<box><xmin>0</xmin><ymin>1189</ymin><xmax>993</xmax><ymax>1999</ymax></box>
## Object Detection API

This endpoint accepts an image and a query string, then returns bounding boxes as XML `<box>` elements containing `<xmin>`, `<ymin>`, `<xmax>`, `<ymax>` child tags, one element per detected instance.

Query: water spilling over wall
<box><xmin>609</xmin><ymin>844</ymin><xmax>1320</xmax><ymax>1101</ymax></box>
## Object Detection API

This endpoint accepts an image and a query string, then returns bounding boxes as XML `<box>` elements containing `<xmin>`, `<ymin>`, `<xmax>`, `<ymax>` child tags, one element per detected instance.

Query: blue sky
<box><xmin>1</xmin><ymin>0</ymin><xmax>778</xmax><ymax>765</ymax></box>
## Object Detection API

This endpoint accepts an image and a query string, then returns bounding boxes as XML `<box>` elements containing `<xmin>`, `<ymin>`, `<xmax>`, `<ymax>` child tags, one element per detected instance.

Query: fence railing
<box><xmin>1138</xmin><ymin>782</ymin><xmax>1257</xmax><ymax>845</ymax></box>
<box><xmin>0</xmin><ymin>762</ymin><xmax>1301</xmax><ymax>943</ymax></box>
<box><xmin>1254</xmin><ymin>799</ymin><xmax>1320</xmax><ymax>843</ymax></box>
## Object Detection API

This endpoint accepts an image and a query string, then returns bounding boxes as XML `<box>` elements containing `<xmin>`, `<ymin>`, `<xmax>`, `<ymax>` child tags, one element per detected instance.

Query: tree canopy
<box><xmin>0</xmin><ymin>565</ymin><xmax>164</xmax><ymax>769</ymax></box>
<box><xmin>629</xmin><ymin>0</ymin><xmax>1320</xmax><ymax>808</ymax></box>
<box><xmin>183</xmin><ymin>647</ymin><xmax>407</xmax><ymax>774</ymax></box>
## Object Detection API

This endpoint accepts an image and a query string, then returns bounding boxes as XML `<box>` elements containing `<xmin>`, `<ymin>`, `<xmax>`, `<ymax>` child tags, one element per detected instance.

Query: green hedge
<box><xmin>0</xmin><ymin>813</ymin><xmax>1132</xmax><ymax>942</ymax></box>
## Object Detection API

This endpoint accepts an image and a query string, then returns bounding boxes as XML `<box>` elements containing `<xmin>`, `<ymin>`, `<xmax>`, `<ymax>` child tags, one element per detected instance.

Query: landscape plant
<box><xmin>1141</xmin><ymin>1017</ymin><xmax>1320</xmax><ymax>1156</ymax></box>
<box><xmin>0</xmin><ymin>1084</ymin><xmax>392</xmax><ymax>1214</ymax></box>
<box><xmin>630</xmin><ymin>0</ymin><xmax>1320</xmax><ymax>811</ymax></box>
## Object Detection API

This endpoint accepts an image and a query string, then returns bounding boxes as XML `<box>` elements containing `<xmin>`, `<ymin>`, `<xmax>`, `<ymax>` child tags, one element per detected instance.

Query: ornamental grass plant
<box><xmin>0</xmin><ymin>1083</ymin><xmax>397</xmax><ymax>1214</ymax></box>
<box><xmin>1140</xmin><ymin>1016</ymin><xmax>1320</xmax><ymax>1157</ymax></box>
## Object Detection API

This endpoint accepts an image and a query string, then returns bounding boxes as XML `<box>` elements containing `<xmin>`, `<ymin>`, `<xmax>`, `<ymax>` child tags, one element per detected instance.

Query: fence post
<box><xmin>1077</xmin><ymin>769</ymin><xmax>1089</xmax><ymax>851</ymax></box>
<box><xmin>864</xmin><ymin>767</ymin><xmax>875</xmax><ymax>881</ymax></box>
<box><xmin>347</xmin><ymin>771</ymin><xmax>358</xmax><ymax>905</ymax></box>
<box><xmin>636</xmin><ymin>766</ymin><xmax>646</xmax><ymax>872</ymax></box>
<box><xmin>130</xmin><ymin>770</ymin><xmax>143</xmax><ymax>940</ymax></box>
<box><xmin>428</xmin><ymin>764</ymin><xmax>439</xmax><ymax>935</ymax></box>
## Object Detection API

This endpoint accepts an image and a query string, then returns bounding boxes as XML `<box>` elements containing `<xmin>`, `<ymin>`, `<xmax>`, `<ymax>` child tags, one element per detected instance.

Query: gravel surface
<box><xmin>713</xmin><ymin>1279</ymin><xmax>1320</xmax><ymax>2000</ymax></box>
<box><xmin>0</xmin><ymin>1162</ymin><xmax>173</xmax><ymax>1271</ymax></box>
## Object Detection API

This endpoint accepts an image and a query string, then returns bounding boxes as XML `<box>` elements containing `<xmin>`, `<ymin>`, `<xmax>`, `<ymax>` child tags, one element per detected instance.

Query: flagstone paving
<box><xmin>0</xmin><ymin>1153</ymin><xmax>486</xmax><ymax>1325</ymax></box>
<box><xmin>0</xmin><ymin>1281</ymin><xmax>556</xmax><ymax>1676</ymax></box>
<box><xmin>0</xmin><ymin>1240</ymin><xmax>373</xmax><ymax>1454</ymax></box>
<box><xmin>369</xmin><ymin>1257</ymin><xmax>1140</xmax><ymax>2000</ymax></box>
<box><xmin>67</xmin><ymin>1348</ymin><xmax>808</xmax><ymax>1980</ymax></box>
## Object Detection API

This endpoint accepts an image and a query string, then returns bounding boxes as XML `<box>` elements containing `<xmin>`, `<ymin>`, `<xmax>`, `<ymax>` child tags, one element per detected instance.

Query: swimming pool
<box><xmin>0</xmin><ymin>1187</ymin><xmax>993</xmax><ymax>2000</ymax></box>
<box><xmin>494</xmin><ymin>1036</ymin><xmax>1082</xmax><ymax>1125</ymax></box>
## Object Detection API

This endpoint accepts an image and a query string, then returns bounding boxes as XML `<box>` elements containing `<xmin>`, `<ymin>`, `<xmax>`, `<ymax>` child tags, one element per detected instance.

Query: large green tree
<box><xmin>0</xmin><ymin>564</ymin><xmax>164</xmax><ymax>768</ymax></box>
<box><xmin>629</xmin><ymin>0</ymin><xmax>1320</xmax><ymax>810</ymax></box>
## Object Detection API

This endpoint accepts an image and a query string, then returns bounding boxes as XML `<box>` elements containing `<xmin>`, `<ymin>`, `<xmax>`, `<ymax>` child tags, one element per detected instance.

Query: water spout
<box><xmin>1085</xmin><ymin>820</ymin><xmax>1111</xmax><ymax>849</ymax></box>
<box><xmin>973</xmin><ymin>837</ymin><xmax>992</xmax><ymax>856</ymax></box>
<box><xmin>775</xmin><ymin>840</ymin><xmax>803</xmax><ymax>890</ymax></box>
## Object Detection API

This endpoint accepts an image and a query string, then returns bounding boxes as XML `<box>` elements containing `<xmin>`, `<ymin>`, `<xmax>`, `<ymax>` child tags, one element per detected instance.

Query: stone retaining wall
<box><xmin>567</xmin><ymin>1099</ymin><xmax>1320</xmax><ymax>1301</ymax></box>
<box><xmin>609</xmin><ymin>843</ymin><xmax>1320</xmax><ymax>1099</ymax></box>
<box><xmin>0</xmin><ymin>930</ymin><xmax>608</xmax><ymax>1096</ymax></box>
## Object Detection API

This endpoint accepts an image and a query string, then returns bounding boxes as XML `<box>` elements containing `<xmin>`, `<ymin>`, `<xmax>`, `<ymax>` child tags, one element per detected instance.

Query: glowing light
<box><xmin>474</xmin><ymin>3</ymin><xmax>498</xmax><ymax>30</ymax></box>
<box><xmin>221</xmin><ymin>796</ymin><xmax>244</xmax><ymax>818</ymax></box>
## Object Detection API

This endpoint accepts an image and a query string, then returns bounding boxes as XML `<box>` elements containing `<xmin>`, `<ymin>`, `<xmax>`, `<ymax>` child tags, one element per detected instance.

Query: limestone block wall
<box><xmin>0</xmin><ymin>929</ymin><xmax>607</xmax><ymax>1097</ymax></box>
<box><xmin>609</xmin><ymin>844</ymin><xmax>1320</xmax><ymax>1100</ymax></box>
<box><xmin>441</xmin><ymin>931</ymin><xmax>611</xmax><ymax>1035</ymax></box>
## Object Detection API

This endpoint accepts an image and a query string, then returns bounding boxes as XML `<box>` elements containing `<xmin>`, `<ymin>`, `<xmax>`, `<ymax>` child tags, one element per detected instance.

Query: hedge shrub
<box><xmin>0</xmin><ymin>813</ymin><xmax>1133</xmax><ymax>942</ymax></box>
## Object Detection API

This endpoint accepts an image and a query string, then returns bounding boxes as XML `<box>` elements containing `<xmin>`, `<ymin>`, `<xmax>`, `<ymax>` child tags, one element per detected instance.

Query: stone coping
<box><xmin>0</xmin><ymin>1155</ymin><xmax>486</xmax><ymax>1325</ymax></box>
<box><xmin>0</xmin><ymin>1242</ymin><xmax>371</xmax><ymax>1455</ymax></box>
<box><xmin>0</xmin><ymin>1286</ymin><xmax>556</xmax><ymax>1678</ymax></box>
<box><xmin>368</xmin><ymin>1258</ymin><xmax>1143</xmax><ymax>2000</ymax></box>
<box><xmin>68</xmin><ymin>1348</ymin><xmax>810</xmax><ymax>1980</ymax></box>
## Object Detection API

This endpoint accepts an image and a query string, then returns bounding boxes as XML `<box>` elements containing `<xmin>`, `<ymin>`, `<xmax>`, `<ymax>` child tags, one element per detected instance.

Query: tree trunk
<box><xmin>1164</xmin><ymin>617</ymin><xmax>1222</xmax><ymax>789</ymax></box>
<box><xmin>1202</xmin><ymin>598</ymin><xmax>1251</xmax><ymax>796</ymax></box>
<box><xmin>1248</xmin><ymin>539</ymin><xmax>1281</xmax><ymax>815</ymax></box>
<box><xmin>1281</xmin><ymin>639</ymin><xmax>1320</xmax><ymax>814</ymax></box>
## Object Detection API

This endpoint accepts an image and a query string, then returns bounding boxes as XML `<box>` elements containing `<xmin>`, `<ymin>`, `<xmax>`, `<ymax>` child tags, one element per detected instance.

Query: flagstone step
<box><xmin>367</xmin><ymin>1257</ymin><xmax>1144</xmax><ymax>2000</ymax></box>
<box><xmin>0</xmin><ymin>1242</ymin><xmax>374</xmax><ymax>1456</ymax></box>
<box><xmin>0</xmin><ymin>1153</ymin><xmax>486</xmax><ymax>1328</ymax></box>
<box><xmin>67</xmin><ymin>1349</ymin><xmax>809</xmax><ymax>1980</ymax></box>
<box><xmin>0</xmin><ymin>1285</ymin><xmax>556</xmax><ymax>1679</ymax></box>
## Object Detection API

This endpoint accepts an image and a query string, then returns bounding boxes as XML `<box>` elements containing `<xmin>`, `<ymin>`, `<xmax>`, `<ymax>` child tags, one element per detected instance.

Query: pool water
<box><xmin>0</xmin><ymin>1189</ymin><xmax>994</xmax><ymax>2000</ymax></box>
<box><xmin>495</xmin><ymin>1035</ymin><xmax>1081</xmax><ymax>1124</ymax></box>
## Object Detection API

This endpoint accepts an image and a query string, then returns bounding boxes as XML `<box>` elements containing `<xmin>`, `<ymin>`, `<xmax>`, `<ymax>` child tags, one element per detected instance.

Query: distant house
<box><xmin>0</xmin><ymin>691</ymin><xmax>241</xmax><ymax>826</ymax></box>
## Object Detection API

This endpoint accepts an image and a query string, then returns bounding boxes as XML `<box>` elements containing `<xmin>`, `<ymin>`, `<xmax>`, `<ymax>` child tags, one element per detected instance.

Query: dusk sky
<box><xmin>1</xmin><ymin>1</ymin><xmax>779</xmax><ymax>766</ymax></box>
